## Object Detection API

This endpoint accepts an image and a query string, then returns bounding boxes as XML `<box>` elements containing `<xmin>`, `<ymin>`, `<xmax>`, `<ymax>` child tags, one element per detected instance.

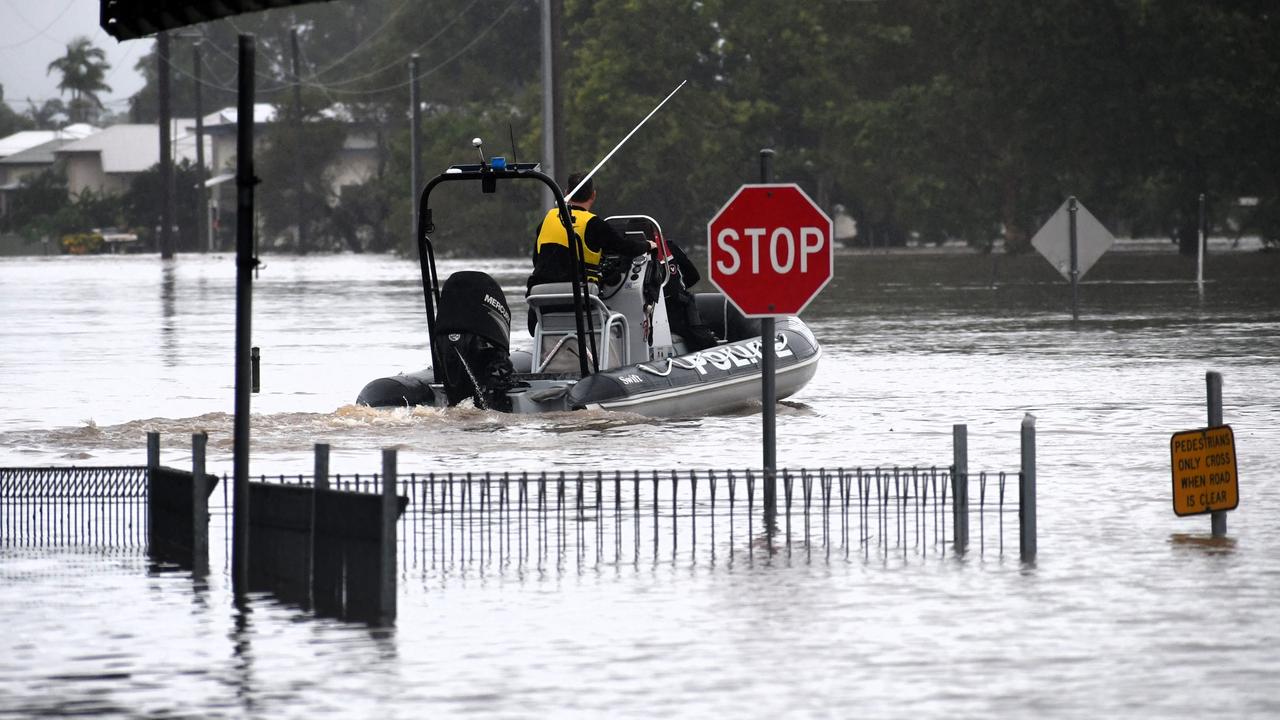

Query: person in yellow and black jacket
<box><xmin>527</xmin><ymin>172</ymin><xmax>655</xmax><ymax>292</ymax></box>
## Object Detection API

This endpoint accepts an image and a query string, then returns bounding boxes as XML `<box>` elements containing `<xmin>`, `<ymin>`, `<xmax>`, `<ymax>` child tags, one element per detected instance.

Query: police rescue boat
<box><xmin>356</xmin><ymin>154</ymin><xmax>821</xmax><ymax>417</ymax></box>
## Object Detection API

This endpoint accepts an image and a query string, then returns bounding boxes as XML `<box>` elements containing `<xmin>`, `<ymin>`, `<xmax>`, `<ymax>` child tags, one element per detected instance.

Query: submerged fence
<box><xmin>1</xmin><ymin>466</ymin><xmax>149</xmax><ymax>547</ymax></box>
<box><xmin>3</xmin><ymin>438</ymin><xmax>1032</xmax><ymax>566</ymax></box>
<box><xmin>379</xmin><ymin>465</ymin><xmax>1019</xmax><ymax>568</ymax></box>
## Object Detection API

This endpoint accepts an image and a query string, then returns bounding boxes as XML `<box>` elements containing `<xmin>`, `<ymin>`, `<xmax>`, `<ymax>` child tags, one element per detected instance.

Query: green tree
<box><xmin>122</xmin><ymin>160</ymin><xmax>203</xmax><ymax>251</ymax></box>
<box><xmin>0</xmin><ymin>85</ymin><xmax>35</xmax><ymax>137</ymax></box>
<box><xmin>47</xmin><ymin>37</ymin><xmax>112</xmax><ymax>124</ymax></box>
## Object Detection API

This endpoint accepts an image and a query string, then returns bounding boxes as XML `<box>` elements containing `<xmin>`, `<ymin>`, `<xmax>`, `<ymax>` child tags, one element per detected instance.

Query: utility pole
<box><xmin>290</xmin><ymin>27</ymin><xmax>307</xmax><ymax>252</ymax></box>
<box><xmin>540</xmin><ymin>0</ymin><xmax>565</xmax><ymax>205</ymax></box>
<box><xmin>409</xmin><ymin>54</ymin><xmax>421</xmax><ymax>240</ymax></box>
<box><xmin>193</xmin><ymin>40</ymin><xmax>208</xmax><ymax>252</ymax></box>
<box><xmin>158</xmin><ymin>30</ymin><xmax>174</xmax><ymax>259</ymax></box>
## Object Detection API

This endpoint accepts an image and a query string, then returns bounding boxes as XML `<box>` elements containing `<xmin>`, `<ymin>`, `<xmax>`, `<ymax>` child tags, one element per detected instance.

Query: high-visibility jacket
<box><xmin>535</xmin><ymin>207</ymin><xmax>601</xmax><ymax>282</ymax></box>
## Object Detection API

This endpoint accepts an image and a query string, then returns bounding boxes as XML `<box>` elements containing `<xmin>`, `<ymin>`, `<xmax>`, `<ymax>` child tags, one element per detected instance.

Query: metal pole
<box><xmin>1197</xmin><ymin>193</ymin><xmax>1206</xmax><ymax>297</ymax></box>
<box><xmin>158</xmin><ymin>30</ymin><xmax>174</xmax><ymax>259</ymax></box>
<box><xmin>192</xmin><ymin>431</ymin><xmax>208</xmax><ymax>576</ymax></box>
<box><xmin>1020</xmin><ymin>413</ymin><xmax>1037</xmax><ymax>562</ymax></box>
<box><xmin>193</xmin><ymin>41</ymin><xmax>208</xmax><ymax>253</ymax></box>
<box><xmin>537</xmin><ymin>0</ymin><xmax>563</xmax><ymax>208</ymax></box>
<box><xmin>290</xmin><ymin>28</ymin><xmax>307</xmax><ymax>252</ymax></box>
<box><xmin>760</xmin><ymin>148</ymin><xmax>777</xmax><ymax>516</ymax></box>
<box><xmin>1207</xmin><ymin>371</ymin><xmax>1226</xmax><ymax>537</ymax></box>
<box><xmin>1068</xmin><ymin>196</ymin><xmax>1079</xmax><ymax>322</ymax></box>
<box><xmin>147</xmin><ymin>431</ymin><xmax>159</xmax><ymax>547</ymax></box>
<box><xmin>314</xmin><ymin>443</ymin><xmax>330</xmax><ymax>492</ymax></box>
<box><xmin>380</xmin><ymin>448</ymin><xmax>398</xmax><ymax>624</ymax></box>
<box><xmin>952</xmin><ymin>424</ymin><xmax>968</xmax><ymax>553</ymax></box>
<box><xmin>409</xmin><ymin>54</ymin><xmax>422</xmax><ymax>241</ymax></box>
<box><xmin>232</xmin><ymin>34</ymin><xmax>257</xmax><ymax>598</ymax></box>
<box><xmin>312</xmin><ymin>442</ymin><xmax>328</xmax><ymax>611</ymax></box>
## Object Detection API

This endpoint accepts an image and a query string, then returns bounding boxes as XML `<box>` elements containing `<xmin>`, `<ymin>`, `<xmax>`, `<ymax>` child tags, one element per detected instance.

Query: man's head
<box><xmin>565</xmin><ymin>172</ymin><xmax>595</xmax><ymax>206</ymax></box>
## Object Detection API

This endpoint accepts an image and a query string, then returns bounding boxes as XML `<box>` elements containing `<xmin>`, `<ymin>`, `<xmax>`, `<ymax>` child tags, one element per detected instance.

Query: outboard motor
<box><xmin>435</xmin><ymin>271</ymin><xmax>515</xmax><ymax>411</ymax></box>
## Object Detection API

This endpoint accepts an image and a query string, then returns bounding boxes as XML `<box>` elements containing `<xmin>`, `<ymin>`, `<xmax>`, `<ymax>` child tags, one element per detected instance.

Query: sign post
<box><xmin>1031</xmin><ymin>197</ymin><xmax>1114</xmax><ymax>321</ymax></box>
<box><xmin>1170</xmin><ymin>371</ymin><xmax>1236</xmax><ymax>537</ymax></box>
<box><xmin>758</xmin><ymin>150</ymin><xmax>777</xmax><ymax>513</ymax></box>
<box><xmin>707</xmin><ymin>157</ymin><xmax>833</xmax><ymax>518</ymax></box>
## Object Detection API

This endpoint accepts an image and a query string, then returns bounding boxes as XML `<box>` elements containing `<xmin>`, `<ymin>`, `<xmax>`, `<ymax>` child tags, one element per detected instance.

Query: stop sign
<box><xmin>706</xmin><ymin>184</ymin><xmax>833</xmax><ymax>317</ymax></box>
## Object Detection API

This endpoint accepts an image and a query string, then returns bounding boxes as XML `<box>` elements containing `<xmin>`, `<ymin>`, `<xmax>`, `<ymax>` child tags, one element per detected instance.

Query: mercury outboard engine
<box><xmin>435</xmin><ymin>271</ymin><xmax>515</xmax><ymax>411</ymax></box>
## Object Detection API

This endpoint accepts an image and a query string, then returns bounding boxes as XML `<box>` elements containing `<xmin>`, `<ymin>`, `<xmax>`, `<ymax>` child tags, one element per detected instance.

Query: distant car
<box><xmin>95</xmin><ymin>228</ymin><xmax>142</xmax><ymax>253</ymax></box>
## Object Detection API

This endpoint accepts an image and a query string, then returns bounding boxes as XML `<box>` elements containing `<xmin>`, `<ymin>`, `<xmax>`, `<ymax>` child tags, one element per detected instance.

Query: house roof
<box><xmin>0</xmin><ymin>124</ymin><xmax>98</xmax><ymax>158</ymax></box>
<box><xmin>56</xmin><ymin>121</ymin><xmax>198</xmax><ymax>174</ymax></box>
<box><xmin>202</xmin><ymin>104</ymin><xmax>277</xmax><ymax>130</ymax></box>
<box><xmin>0</xmin><ymin>137</ymin><xmax>73</xmax><ymax>166</ymax></box>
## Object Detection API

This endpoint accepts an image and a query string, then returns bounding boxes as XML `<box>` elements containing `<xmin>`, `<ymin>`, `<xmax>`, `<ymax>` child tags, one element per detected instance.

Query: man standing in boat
<box><xmin>527</xmin><ymin>173</ymin><xmax>655</xmax><ymax>291</ymax></box>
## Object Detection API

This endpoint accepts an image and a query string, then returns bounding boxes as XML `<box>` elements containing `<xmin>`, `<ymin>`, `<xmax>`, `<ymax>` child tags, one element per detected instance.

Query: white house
<box><xmin>55</xmin><ymin>121</ymin><xmax>204</xmax><ymax>197</ymax></box>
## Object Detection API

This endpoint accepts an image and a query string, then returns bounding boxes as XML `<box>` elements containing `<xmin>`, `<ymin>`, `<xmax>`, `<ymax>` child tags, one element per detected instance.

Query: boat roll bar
<box><xmin>416</xmin><ymin>162</ymin><xmax>596</xmax><ymax>380</ymax></box>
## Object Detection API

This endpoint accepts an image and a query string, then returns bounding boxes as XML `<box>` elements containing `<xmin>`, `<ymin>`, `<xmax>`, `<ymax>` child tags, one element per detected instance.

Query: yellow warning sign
<box><xmin>1170</xmin><ymin>425</ymin><xmax>1239</xmax><ymax>517</ymax></box>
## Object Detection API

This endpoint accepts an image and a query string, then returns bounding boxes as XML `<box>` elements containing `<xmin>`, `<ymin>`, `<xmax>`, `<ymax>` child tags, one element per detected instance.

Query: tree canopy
<box><xmin>47</xmin><ymin>36</ymin><xmax>113</xmax><ymax>124</ymax></box>
<box><xmin>116</xmin><ymin>0</ymin><xmax>1280</xmax><ymax>255</ymax></box>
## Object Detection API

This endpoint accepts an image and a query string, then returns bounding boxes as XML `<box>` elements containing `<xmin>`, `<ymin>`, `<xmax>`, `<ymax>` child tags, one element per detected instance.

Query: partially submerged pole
<box><xmin>232</xmin><ymin>34</ymin><xmax>257</xmax><ymax>597</ymax></box>
<box><xmin>409</xmin><ymin>54</ymin><xmax>422</xmax><ymax>241</ymax></box>
<box><xmin>1197</xmin><ymin>193</ymin><xmax>1206</xmax><ymax>298</ymax></box>
<box><xmin>760</xmin><ymin>148</ymin><xmax>777</xmax><ymax>517</ymax></box>
<box><xmin>952</xmin><ymin>424</ymin><xmax>969</xmax><ymax>553</ymax></box>
<box><xmin>380</xmin><ymin>448</ymin><xmax>398</xmax><ymax>623</ymax></box>
<box><xmin>1020</xmin><ymin>414</ymin><xmax>1037</xmax><ymax>562</ymax></box>
<box><xmin>1207</xmin><ymin>371</ymin><xmax>1226</xmax><ymax>537</ymax></box>
<box><xmin>157</xmin><ymin>30</ymin><xmax>174</xmax><ymax>260</ymax></box>
<box><xmin>1068</xmin><ymin>196</ymin><xmax>1079</xmax><ymax>322</ymax></box>
<box><xmin>192</xmin><ymin>431</ymin><xmax>209</xmax><ymax>576</ymax></box>
<box><xmin>193</xmin><ymin>40</ymin><xmax>208</xmax><ymax>253</ymax></box>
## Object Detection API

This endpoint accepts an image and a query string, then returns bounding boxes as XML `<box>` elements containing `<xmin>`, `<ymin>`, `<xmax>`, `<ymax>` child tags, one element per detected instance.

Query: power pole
<box><xmin>410</xmin><ymin>54</ymin><xmax>421</xmax><ymax>240</ymax></box>
<box><xmin>158</xmin><ymin>30</ymin><xmax>174</xmax><ymax>259</ymax></box>
<box><xmin>193</xmin><ymin>41</ymin><xmax>208</xmax><ymax>252</ymax></box>
<box><xmin>290</xmin><ymin>27</ymin><xmax>307</xmax><ymax>252</ymax></box>
<box><xmin>540</xmin><ymin>0</ymin><xmax>565</xmax><ymax>206</ymax></box>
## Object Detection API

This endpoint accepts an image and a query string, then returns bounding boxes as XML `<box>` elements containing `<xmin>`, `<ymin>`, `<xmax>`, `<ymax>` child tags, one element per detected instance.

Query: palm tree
<box><xmin>47</xmin><ymin>36</ymin><xmax>112</xmax><ymax>124</ymax></box>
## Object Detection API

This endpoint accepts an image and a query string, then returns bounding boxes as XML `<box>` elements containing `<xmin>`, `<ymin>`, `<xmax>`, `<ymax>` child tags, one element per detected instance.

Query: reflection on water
<box><xmin>2</xmin><ymin>250</ymin><xmax>1280</xmax><ymax>717</ymax></box>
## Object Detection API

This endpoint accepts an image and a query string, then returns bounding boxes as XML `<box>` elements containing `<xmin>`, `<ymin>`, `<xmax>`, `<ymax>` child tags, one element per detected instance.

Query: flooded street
<box><xmin>2</xmin><ymin>249</ymin><xmax>1279</xmax><ymax>717</ymax></box>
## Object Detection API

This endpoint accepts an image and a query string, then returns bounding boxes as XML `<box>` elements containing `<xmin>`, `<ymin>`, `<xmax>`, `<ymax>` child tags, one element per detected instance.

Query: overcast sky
<box><xmin>0</xmin><ymin>0</ymin><xmax>151</xmax><ymax>113</ymax></box>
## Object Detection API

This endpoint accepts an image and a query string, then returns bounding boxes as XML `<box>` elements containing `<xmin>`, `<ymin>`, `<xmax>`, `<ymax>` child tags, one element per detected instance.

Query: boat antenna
<box><xmin>565</xmin><ymin>79</ymin><xmax>687</xmax><ymax>201</ymax></box>
<box><xmin>508</xmin><ymin>122</ymin><xmax>519</xmax><ymax>168</ymax></box>
<box><xmin>472</xmin><ymin>137</ymin><xmax>485</xmax><ymax>165</ymax></box>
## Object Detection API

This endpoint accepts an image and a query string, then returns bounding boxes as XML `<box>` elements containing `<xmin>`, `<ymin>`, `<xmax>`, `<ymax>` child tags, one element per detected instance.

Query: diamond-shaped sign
<box><xmin>1031</xmin><ymin>198</ymin><xmax>1114</xmax><ymax>281</ymax></box>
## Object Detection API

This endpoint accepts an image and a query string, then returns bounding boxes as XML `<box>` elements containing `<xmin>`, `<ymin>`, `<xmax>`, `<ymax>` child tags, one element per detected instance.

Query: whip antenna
<box><xmin>565</xmin><ymin>79</ymin><xmax>687</xmax><ymax>200</ymax></box>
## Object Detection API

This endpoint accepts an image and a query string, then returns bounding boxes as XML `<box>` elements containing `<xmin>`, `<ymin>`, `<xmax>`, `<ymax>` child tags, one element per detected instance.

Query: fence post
<box><xmin>380</xmin><ymin>447</ymin><xmax>398</xmax><ymax>623</ymax></box>
<box><xmin>1020</xmin><ymin>414</ymin><xmax>1037</xmax><ymax>562</ymax></box>
<box><xmin>952</xmin><ymin>424</ymin><xmax>969</xmax><ymax>553</ymax></box>
<box><xmin>147</xmin><ymin>431</ymin><xmax>159</xmax><ymax>546</ymax></box>
<box><xmin>1207</xmin><ymin>371</ymin><xmax>1226</xmax><ymax>537</ymax></box>
<box><xmin>192</xmin><ymin>432</ymin><xmax>209</xmax><ymax>576</ymax></box>
<box><xmin>311</xmin><ymin>443</ymin><xmax>329</xmax><ymax>609</ymax></box>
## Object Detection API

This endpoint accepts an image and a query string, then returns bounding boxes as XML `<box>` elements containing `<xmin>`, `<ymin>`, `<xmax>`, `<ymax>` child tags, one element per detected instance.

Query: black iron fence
<box><xmin>1</xmin><ymin>466</ymin><xmax>148</xmax><ymax>548</ymax></box>
<box><xmin>2</xmin><ymin>465</ymin><xmax>1019</xmax><ymax>564</ymax></box>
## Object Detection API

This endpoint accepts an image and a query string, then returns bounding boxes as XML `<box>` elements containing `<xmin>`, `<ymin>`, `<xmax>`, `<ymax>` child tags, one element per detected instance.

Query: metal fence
<box><xmin>2</xmin><ymin>465</ymin><xmax>1022</xmax><ymax>567</ymax></box>
<box><xmin>359</xmin><ymin>467</ymin><xmax>1016</xmax><ymax>570</ymax></box>
<box><xmin>0</xmin><ymin>466</ymin><xmax>149</xmax><ymax>547</ymax></box>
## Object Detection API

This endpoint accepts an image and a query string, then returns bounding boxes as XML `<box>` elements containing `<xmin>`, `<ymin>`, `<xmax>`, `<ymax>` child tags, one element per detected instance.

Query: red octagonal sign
<box><xmin>707</xmin><ymin>184</ymin><xmax>833</xmax><ymax>317</ymax></box>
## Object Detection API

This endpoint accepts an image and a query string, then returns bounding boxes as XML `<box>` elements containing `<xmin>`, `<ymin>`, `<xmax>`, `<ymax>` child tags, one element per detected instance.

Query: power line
<box><xmin>302</xmin><ymin>0</ymin><xmax>521</xmax><ymax>97</ymax></box>
<box><xmin>148</xmin><ymin>0</ymin><xmax>522</xmax><ymax>100</ymax></box>
<box><xmin>0</xmin><ymin>0</ymin><xmax>76</xmax><ymax>50</ymax></box>
<box><xmin>301</xmin><ymin>0</ymin><xmax>486</xmax><ymax>88</ymax></box>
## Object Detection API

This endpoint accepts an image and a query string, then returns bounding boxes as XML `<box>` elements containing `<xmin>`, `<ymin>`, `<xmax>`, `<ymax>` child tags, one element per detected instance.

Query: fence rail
<box><xmin>3</xmin><ymin>465</ymin><xmax>1020</xmax><ymax>565</ymax></box>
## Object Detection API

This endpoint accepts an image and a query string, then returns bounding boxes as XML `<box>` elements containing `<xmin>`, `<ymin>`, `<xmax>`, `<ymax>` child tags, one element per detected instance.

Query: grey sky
<box><xmin>0</xmin><ymin>0</ymin><xmax>151</xmax><ymax>112</ymax></box>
